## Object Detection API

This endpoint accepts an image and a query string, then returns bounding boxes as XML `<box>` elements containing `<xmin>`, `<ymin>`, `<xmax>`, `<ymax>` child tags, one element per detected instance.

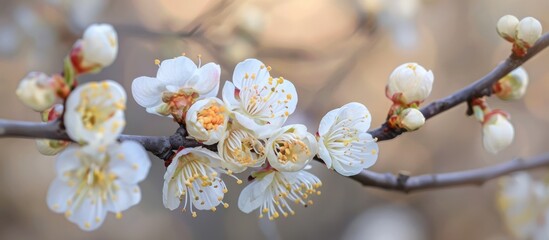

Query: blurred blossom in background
<box><xmin>2</xmin><ymin>0</ymin><xmax>549</xmax><ymax>239</ymax></box>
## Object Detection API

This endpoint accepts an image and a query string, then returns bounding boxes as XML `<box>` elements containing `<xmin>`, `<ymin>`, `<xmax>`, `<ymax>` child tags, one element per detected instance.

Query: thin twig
<box><xmin>344</xmin><ymin>153</ymin><xmax>549</xmax><ymax>192</ymax></box>
<box><xmin>368</xmin><ymin>33</ymin><xmax>549</xmax><ymax>141</ymax></box>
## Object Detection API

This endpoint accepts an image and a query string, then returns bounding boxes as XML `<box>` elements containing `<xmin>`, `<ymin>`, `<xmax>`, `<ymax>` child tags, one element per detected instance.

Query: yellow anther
<box><xmin>116</xmin><ymin>212</ymin><xmax>123</xmax><ymax>219</ymax></box>
<box><xmin>223</xmin><ymin>203</ymin><xmax>229</xmax><ymax>208</ymax></box>
<box><xmin>237</xmin><ymin>179</ymin><xmax>243</xmax><ymax>185</ymax></box>
<box><xmin>155</xmin><ymin>59</ymin><xmax>161</xmax><ymax>66</ymax></box>
<box><xmin>85</xmin><ymin>222</ymin><xmax>91</xmax><ymax>229</ymax></box>
<box><xmin>211</xmin><ymin>207</ymin><xmax>217</xmax><ymax>212</ymax></box>
<box><xmin>262</xmin><ymin>208</ymin><xmax>268</xmax><ymax>213</ymax></box>
<box><xmin>192</xmin><ymin>212</ymin><xmax>197</xmax><ymax>218</ymax></box>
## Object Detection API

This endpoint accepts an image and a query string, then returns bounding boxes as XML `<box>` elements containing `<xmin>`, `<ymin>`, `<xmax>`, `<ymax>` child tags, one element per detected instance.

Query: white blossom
<box><xmin>386</xmin><ymin>62</ymin><xmax>434</xmax><ymax>105</ymax></box>
<box><xmin>497</xmin><ymin>15</ymin><xmax>519</xmax><ymax>42</ymax></box>
<box><xmin>15</xmin><ymin>72</ymin><xmax>56</xmax><ymax>111</ymax></box>
<box><xmin>497</xmin><ymin>173</ymin><xmax>549</xmax><ymax>240</ymax></box>
<box><xmin>81</xmin><ymin>24</ymin><xmax>118</xmax><ymax>68</ymax></box>
<box><xmin>46</xmin><ymin>141</ymin><xmax>150</xmax><ymax>231</ymax></box>
<box><xmin>517</xmin><ymin>17</ymin><xmax>542</xmax><ymax>48</ymax></box>
<box><xmin>217</xmin><ymin>122</ymin><xmax>266</xmax><ymax>173</ymax></box>
<box><xmin>399</xmin><ymin>108</ymin><xmax>425</xmax><ymax>131</ymax></box>
<box><xmin>317</xmin><ymin>102</ymin><xmax>378</xmax><ymax>176</ymax></box>
<box><xmin>265</xmin><ymin>124</ymin><xmax>317</xmax><ymax>172</ymax></box>
<box><xmin>131</xmin><ymin>56</ymin><xmax>220</xmax><ymax>119</ymax></box>
<box><xmin>163</xmin><ymin>147</ymin><xmax>233</xmax><ymax>217</ymax></box>
<box><xmin>222</xmin><ymin>58</ymin><xmax>298</xmax><ymax>138</ymax></box>
<box><xmin>482</xmin><ymin>113</ymin><xmax>514</xmax><ymax>154</ymax></box>
<box><xmin>494</xmin><ymin>67</ymin><xmax>529</xmax><ymax>100</ymax></box>
<box><xmin>64</xmin><ymin>80</ymin><xmax>126</xmax><ymax>145</ymax></box>
<box><xmin>185</xmin><ymin>97</ymin><xmax>229</xmax><ymax>145</ymax></box>
<box><xmin>238</xmin><ymin>168</ymin><xmax>322</xmax><ymax>220</ymax></box>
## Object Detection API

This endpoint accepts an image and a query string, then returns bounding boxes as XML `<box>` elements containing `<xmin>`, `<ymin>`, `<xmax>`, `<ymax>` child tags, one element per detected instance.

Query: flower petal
<box><xmin>189</xmin><ymin>62</ymin><xmax>220</xmax><ymax>97</ymax></box>
<box><xmin>46</xmin><ymin>178</ymin><xmax>77</xmax><ymax>213</ymax></box>
<box><xmin>108</xmin><ymin>141</ymin><xmax>151</xmax><ymax>184</ymax></box>
<box><xmin>131</xmin><ymin>76</ymin><xmax>164</xmax><ymax>108</ymax></box>
<box><xmin>232</xmin><ymin>58</ymin><xmax>270</xmax><ymax>89</ymax></box>
<box><xmin>105</xmin><ymin>182</ymin><xmax>142</xmax><ymax>213</ymax></box>
<box><xmin>238</xmin><ymin>172</ymin><xmax>274</xmax><ymax>213</ymax></box>
<box><xmin>68</xmin><ymin>194</ymin><xmax>107</xmax><ymax>231</ymax></box>
<box><xmin>157</xmin><ymin>56</ymin><xmax>197</xmax><ymax>87</ymax></box>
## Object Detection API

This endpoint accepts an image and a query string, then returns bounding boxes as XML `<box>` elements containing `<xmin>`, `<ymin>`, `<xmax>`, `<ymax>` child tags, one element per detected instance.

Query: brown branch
<box><xmin>345</xmin><ymin>153</ymin><xmax>549</xmax><ymax>192</ymax></box>
<box><xmin>368</xmin><ymin>33</ymin><xmax>549</xmax><ymax>141</ymax></box>
<box><xmin>2</xmin><ymin>119</ymin><xmax>549</xmax><ymax>193</ymax></box>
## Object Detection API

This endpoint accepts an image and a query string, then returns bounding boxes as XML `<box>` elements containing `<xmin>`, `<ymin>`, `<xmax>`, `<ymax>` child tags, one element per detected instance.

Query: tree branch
<box><xmin>3</xmin><ymin>33</ymin><xmax>549</xmax><ymax>193</ymax></box>
<box><xmin>368</xmin><ymin>33</ymin><xmax>549</xmax><ymax>141</ymax></box>
<box><xmin>345</xmin><ymin>153</ymin><xmax>549</xmax><ymax>192</ymax></box>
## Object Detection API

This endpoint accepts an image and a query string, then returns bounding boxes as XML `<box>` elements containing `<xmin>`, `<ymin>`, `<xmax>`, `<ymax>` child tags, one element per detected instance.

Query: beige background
<box><xmin>1</xmin><ymin>0</ymin><xmax>549</xmax><ymax>239</ymax></box>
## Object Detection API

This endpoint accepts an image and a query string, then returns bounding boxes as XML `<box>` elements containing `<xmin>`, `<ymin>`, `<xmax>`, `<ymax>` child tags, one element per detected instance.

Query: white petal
<box><xmin>318</xmin><ymin>107</ymin><xmax>339</xmax><ymax>136</ymax></box>
<box><xmin>162</xmin><ymin>180</ymin><xmax>181</xmax><ymax>211</ymax></box>
<box><xmin>163</xmin><ymin>158</ymin><xmax>181</xmax><ymax>210</ymax></box>
<box><xmin>276</xmin><ymin>79</ymin><xmax>298</xmax><ymax>115</ymax></box>
<box><xmin>342</xmin><ymin>102</ymin><xmax>371</xmax><ymax>130</ymax></box>
<box><xmin>108</xmin><ymin>141</ymin><xmax>151</xmax><ymax>184</ymax></box>
<box><xmin>131</xmin><ymin>76</ymin><xmax>164</xmax><ymax>108</ymax></box>
<box><xmin>221</xmin><ymin>81</ymin><xmax>240</xmax><ymax>109</ymax></box>
<box><xmin>105</xmin><ymin>182</ymin><xmax>141</xmax><ymax>213</ymax></box>
<box><xmin>317</xmin><ymin>137</ymin><xmax>333</xmax><ymax>168</ymax></box>
<box><xmin>46</xmin><ymin>178</ymin><xmax>77</xmax><ymax>213</ymax></box>
<box><xmin>190</xmin><ymin>63</ymin><xmax>220</xmax><ymax>96</ymax></box>
<box><xmin>55</xmin><ymin>145</ymin><xmax>82</xmax><ymax>180</ymax></box>
<box><xmin>233</xmin><ymin>111</ymin><xmax>275</xmax><ymax>138</ymax></box>
<box><xmin>238</xmin><ymin>172</ymin><xmax>275</xmax><ymax>213</ymax></box>
<box><xmin>68</xmin><ymin>194</ymin><xmax>107</xmax><ymax>231</ymax></box>
<box><xmin>232</xmin><ymin>59</ymin><xmax>269</xmax><ymax>89</ymax></box>
<box><xmin>157</xmin><ymin>56</ymin><xmax>197</xmax><ymax>87</ymax></box>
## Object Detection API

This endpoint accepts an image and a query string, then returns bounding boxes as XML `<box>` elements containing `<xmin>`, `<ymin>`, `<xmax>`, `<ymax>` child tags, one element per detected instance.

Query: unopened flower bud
<box><xmin>494</xmin><ymin>67</ymin><xmax>529</xmax><ymax>100</ymax></box>
<box><xmin>71</xmin><ymin>24</ymin><xmax>118</xmax><ymax>73</ymax></box>
<box><xmin>496</xmin><ymin>15</ymin><xmax>519</xmax><ymax>42</ymax></box>
<box><xmin>516</xmin><ymin>17</ymin><xmax>542</xmax><ymax>48</ymax></box>
<box><xmin>387</xmin><ymin>62</ymin><xmax>434</xmax><ymax>105</ymax></box>
<box><xmin>36</xmin><ymin>139</ymin><xmax>69</xmax><ymax>156</ymax></box>
<box><xmin>399</xmin><ymin>108</ymin><xmax>425</xmax><ymax>131</ymax></box>
<box><xmin>16</xmin><ymin>72</ymin><xmax>56</xmax><ymax>111</ymax></box>
<box><xmin>482</xmin><ymin>113</ymin><xmax>514</xmax><ymax>154</ymax></box>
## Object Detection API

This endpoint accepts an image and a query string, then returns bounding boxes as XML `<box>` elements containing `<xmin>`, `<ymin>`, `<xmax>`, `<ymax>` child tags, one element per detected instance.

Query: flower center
<box><xmin>77</xmin><ymin>82</ymin><xmax>124</xmax><ymax>131</ymax></box>
<box><xmin>236</xmin><ymin>66</ymin><xmax>294</xmax><ymax>120</ymax></box>
<box><xmin>197</xmin><ymin>105</ymin><xmax>225</xmax><ymax>131</ymax></box>
<box><xmin>275</xmin><ymin>138</ymin><xmax>309</xmax><ymax>164</ymax></box>
<box><xmin>226</xmin><ymin>129</ymin><xmax>265</xmax><ymax>165</ymax></box>
<box><xmin>162</xmin><ymin>90</ymin><xmax>199</xmax><ymax>121</ymax></box>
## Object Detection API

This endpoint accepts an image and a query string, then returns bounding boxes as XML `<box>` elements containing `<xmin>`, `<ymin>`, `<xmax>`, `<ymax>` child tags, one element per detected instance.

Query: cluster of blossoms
<box><xmin>497</xmin><ymin>15</ymin><xmax>542</xmax><ymax>56</ymax></box>
<box><xmin>13</xmin><ymin>13</ymin><xmax>543</xmax><ymax>232</ymax></box>
<box><xmin>16</xmin><ymin>24</ymin><xmax>151</xmax><ymax>231</ymax></box>
<box><xmin>498</xmin><ymin>173</ymin><xmax>549</xmax><ymax>240</ymax></box>
<box><xmin>132</xmin><ymin>57</ymin><xmax>379</xmax><ymax>219</ymax></box>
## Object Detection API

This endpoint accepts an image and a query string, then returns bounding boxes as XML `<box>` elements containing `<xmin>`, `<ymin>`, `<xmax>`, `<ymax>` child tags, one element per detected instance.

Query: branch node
<box><xmin>397</xmin><ymin>171</ymin><xmax>410</xmax><ymax>189</ymax></box>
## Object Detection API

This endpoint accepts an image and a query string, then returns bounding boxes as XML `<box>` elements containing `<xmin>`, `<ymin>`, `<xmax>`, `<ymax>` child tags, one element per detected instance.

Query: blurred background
<box><xmin>1</xmin><ymin>0</ymin><xmax>549</xmax><ymax>239</ymax></box>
